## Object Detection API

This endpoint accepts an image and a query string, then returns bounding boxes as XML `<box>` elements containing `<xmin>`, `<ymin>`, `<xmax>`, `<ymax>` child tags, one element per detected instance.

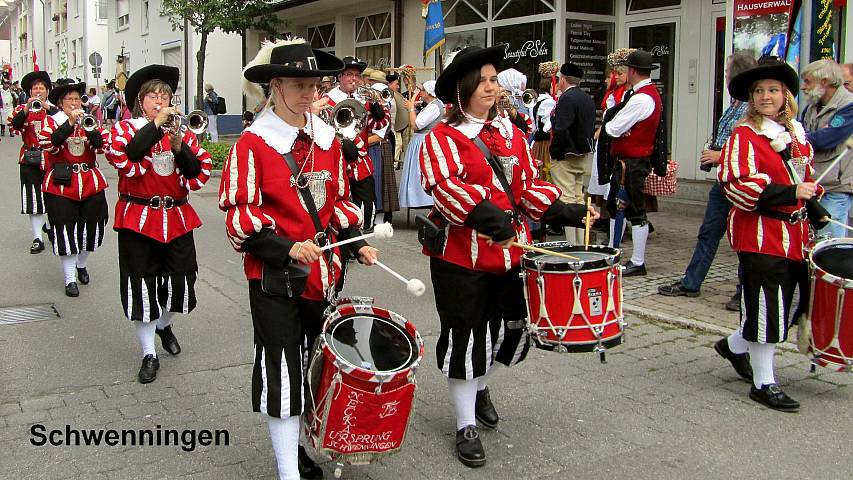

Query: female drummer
<box><xmin>219</xmin><ymin>38</ymin><xmax>378</xmax><ymax>480</ymax></box>
<box><xmin>420</xmin><ymin>45</ymin><xmax>598</xmax><ymax>467</ymax></box>
<box><xmin>398</xmin><ymin>80</ymin><xmax>440</xmax><ymax>209</ymax></box>
<box><xmin>37</xmin><ymin>79</ymin><xmax>110</xmax><ymax>297</ymax></box>
<box><xmin>8</xmin><ymin>70</ymin><xmax>53</xmax><ymax>254</ymax></box>
<box><xmin>106</xmin><ymin>65</ymin><xmax>213</xmax><ymax>384</ymax></box>
<box><xmin>716</xmin><ymin>56</ymin><xmax>829</xmax><ymax>412</ymax></box>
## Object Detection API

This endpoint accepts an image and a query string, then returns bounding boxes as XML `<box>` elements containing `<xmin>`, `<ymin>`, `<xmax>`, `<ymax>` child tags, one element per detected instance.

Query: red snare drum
<box><xmin>306</xmin><ymin>298</ymin><xmax>424</xmax><ymax>467</ymax></box>
<box><xmin>807</xmin><ymin>238</ymin><xmax>853</xmax><ymax>372</ymax></box>
<box><xmin>521</xmin><ymin>242</ymin><xmax>625</xmax><ymax>356</ymax></box>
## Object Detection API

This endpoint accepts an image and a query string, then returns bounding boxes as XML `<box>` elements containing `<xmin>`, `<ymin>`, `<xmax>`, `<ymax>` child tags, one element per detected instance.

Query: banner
<box><xmin>732</xmin><ymin>0</ymin><xmax>795</xmax><ymax>58</ymax></box>
<box><xmin>423</xmin><ymin>0</ymin><xmax>445</xmax><ymax>64</ymax></box>
<box><xmin>786</xmin><ymin>5</ymin><xmax>802</xmax><ymax>71</ymax></box>
<box><xmin>811</xmin><ymin>0</ymin><xmax>836</xmax><ymax>60</ymax></box>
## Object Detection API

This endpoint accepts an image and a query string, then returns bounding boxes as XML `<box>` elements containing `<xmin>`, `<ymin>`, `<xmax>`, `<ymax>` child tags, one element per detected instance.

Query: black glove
<box><xmin>341</xmin><ymin>138</ymin><xmax>359</xmax><ymax>163</ymax></box>
<box><xmin>542</xmin><ymin>200</ymin><xmax>588</xmax><ymax>229</ymax></box>
<box><xmin>806</xmin><ymin>198</ymin><xmax>831</xmax><ymax>230</ymax></box>
<box><xmin>465</xmin><ymin>200</ymin><xmax>516</xmax><ymax>242</ymax></box>
<box><xmin>369</xmin><ymin>101</ymin><xmax>385</xmax><ymax>122</ymax></box>
<box><xmin>86</xmin><ymin>129</ymin><xmax>104</xmax><ymax>149</ymax></box>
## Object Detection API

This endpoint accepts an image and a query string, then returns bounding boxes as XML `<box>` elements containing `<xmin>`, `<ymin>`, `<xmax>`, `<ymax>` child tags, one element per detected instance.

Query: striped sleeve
<box><xmin>218</xmin><ymin>139</ymin><xmax>276</xmax><ymax>251</ymax></box>
<box><xmin>37</xmin><ymin>115</ymin><xmax>60</xmax><ymax>154</ymax></box>
<box><xmin>519</xmin><ymin>112</ymin><xmax>533</xmax><ymax>135</ymax></box>
<box><xmin>420</xmin><ymin>131</ymin><xmax>491</xmax><ymax>225</ymax></box>
<box><xmin>106</xmin><ymin>120</ymin><xmax>149</xmax><ymax>177</ymax></box>
<box><xmin>90</xmin><ymin>126</ymin><xmax>110</xmax><ymax>155</ymax></box>
<box><xmin>331</xmin><ymin>141</ymin><xmax>364</xmax><ymax>231</ymax></box>
<box><xmin>178</xmin><ymin>131</ymin><xmax>213</xmax><ymax>191</ymax></box>
<box><xmin>7</xmin><ymin>105</ymin><xmax>25</xmax><ymax>135</ymax></box>
<box><xmin>717</xmin><ymin>131</ymin><xmax>771</xmax><ymax>211</ymax></box>
<box><xmin>367</xmin><ymin>101</ymin><xmax>390</xmax><ymax>132</ymax></box>
<box><xmin>518</xmin><ymin>133</ymin><xmax>561</xmax><ymax>220</ymax></box>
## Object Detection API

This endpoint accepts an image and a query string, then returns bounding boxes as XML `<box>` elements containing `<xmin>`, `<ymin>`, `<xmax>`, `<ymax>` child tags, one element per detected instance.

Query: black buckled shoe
<box><xmin>30</xmin><ymin>238</ymin><xmax>44</xmax><ymax>254</ymax></box>
<box><xmin>749</xmin><ymin>383</ymin><xmax>800</xmax><ymax>412</ymax></box>
<box><xmin>455</xmin><ymin>425</ymin><xmax>486</xmax><ymax>468</ymax></box>
<box><xmin>714</xmin><ymin>338</ymin><xmax>753</xmax><ymax>381</ymax></box>
<box><xmin>298</xmin><ymin>445</ymin><xmax>324</xmax><ymax>479</ymax></box>
<box><xmin>725</xmin><ymin>292</ymin><xmax>741</xmax><ymax>312</ymax></box>
<box><xmin>475</xmin><ymin>387</ymin><xmax>499</xmax><ymax>429</ymax></box>
<box><xmin>658</xmin><ymin>280</ymin><xmax>700</xmax><ymax>297</ymax></box>
<box><xmin>65</xmin><ymin>282</ymin><xmax>79</xmax><ymax>297</ymax></box>
<box><xmin>76</xmin><ymin>267</ymin><xmax>90</xmax><ymax>285</ymax></box>
<box><xmin>138</xmin><ymin>354</ymin><xmax>160</xmax><ymax>384</ymax></box>
<box><xmin>622</xmin><ymin>261</ymin><xmax>647</xmax><ymax>277</ymax></box>
<box><xmin>156</xmin><ymin>326</ymin><xmax>181</xmax><ymax>355</ymax></box>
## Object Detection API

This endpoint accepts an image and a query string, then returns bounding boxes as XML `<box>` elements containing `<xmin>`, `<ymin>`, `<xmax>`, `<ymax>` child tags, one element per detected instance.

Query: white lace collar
<box><xmin>447</xmin><ymin>115</ymin><xmax>515</xmax><ymax>141</ymax></box>
<box><xmin>745</xmin><ymin>117</ymin><xmax>806</xmax><ymax>151</ymax></box>
<box><xmin>246</xmin><ymin>109</ymin><xmax>335</xmax><ymax>154</ymax></box>
<box><xmin>51</xmin><ymin>110</ymin><xmax>69</xmax><ymax>125</ymax></box>
<box><xmin>325</xmin><ymin>87</ymin><xmax>349</xmax><ymax>104</ymax></box>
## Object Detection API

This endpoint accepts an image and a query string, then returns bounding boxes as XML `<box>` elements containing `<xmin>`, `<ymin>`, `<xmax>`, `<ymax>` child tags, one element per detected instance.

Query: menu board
<box><xmin>566</xmin><ymin>21</ymin><xmax>613</xmax><ymax>106</ymax></box>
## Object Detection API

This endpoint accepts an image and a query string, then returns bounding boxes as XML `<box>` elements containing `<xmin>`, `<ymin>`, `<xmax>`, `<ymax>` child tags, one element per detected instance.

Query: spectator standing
<box><xmin>203</xmin><ymin>83</ymin><xmax>220</xmax><ymax>142</ymax></box>
<box><xmin>0</xmin><ymin>82</ymin><xmax>14</xmax><ymax>136</ymax></box>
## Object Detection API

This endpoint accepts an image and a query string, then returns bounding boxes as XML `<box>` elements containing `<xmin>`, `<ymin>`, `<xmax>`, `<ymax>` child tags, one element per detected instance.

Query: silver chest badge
<box><xmin>494</xmin><ymin>155</ymin><xmax>519</xmax><ymax>185</ymax></box>
<box><xmin>152</xmin><ymin>151</ymin><xmax>176</xmax><ymax>176</ymax></box>
<box><xmin>292</xmin><ymin>170</ymin><xmax>332</xmax><ymax>211</ymax></box>
<box><xmin>67</xmin><ymin>136</ymin><xmax>86</xmax><ymax>157</ymax></box>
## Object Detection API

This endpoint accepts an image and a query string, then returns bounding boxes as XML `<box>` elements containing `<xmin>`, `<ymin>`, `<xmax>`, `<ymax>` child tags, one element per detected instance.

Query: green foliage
<box><xmin>159</xmin><ymin>0</ymin><xmax>286</xmax><ymax>36</ymax></box>
<box><xmin>201</xmin><ymin>139</ymin><xmax>231</xmax><ymax>170</ymax></box>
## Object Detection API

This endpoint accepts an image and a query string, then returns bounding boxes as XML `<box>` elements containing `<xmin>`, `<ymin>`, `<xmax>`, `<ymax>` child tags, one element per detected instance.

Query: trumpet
<box><xmin>519</xmin><ymin>88</ymin><xmax>538</xmax><ymax>109</ymax></box>
<box><xmin>161</xmin><ymin>109</ymin><xmax>209</xmax><ymax>136</ymax></box>
<box><xmin>330</xmin><ymin>98</ymin><xmax>368</xmax><ymax>140</ymax></box>
<box><xmin>500</xmin><ymin>89</ymin><xmax>538</xmax><ymax>111</ymax></box>
<box><xmin>80</xmin><ymin>114</ymin><xmax>97</xmax><ymax>132</ymax></box>
<box><xmin>30</xmin><ymin>99</ymin><xmax>43</xmax><ymax>112</ymax></box>
<box><xmin>81</xmin><ymin>94</ymin><xmax>89</xmax><ymax>104</ymax></box>
<box><xmin>355</xmin><ymin>85</ymin><xmax>388</xmax><ymax>104</ymax></box>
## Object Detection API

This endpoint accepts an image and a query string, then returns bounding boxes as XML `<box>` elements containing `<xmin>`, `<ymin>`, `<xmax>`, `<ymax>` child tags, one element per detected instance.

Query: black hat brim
<box><xmin>244</xmin><ymin>50</ymin><xmax>345</xmax><ymax>83</ymax></box>
<box><xmin>728</xmin><ymin>62</ymin><xmax>799</xmax><ymax>102</ymax></box>
<box><xmin>435</xmin><ymin>45</ymin><xmax>506</xmax><ymax>104</ymax></box>
<box><xmin>21</xmin><ymin>71</ymin><xmax>52</xmax><ymax>94</ymax></box>
<box><xmin>621</xmin><ymin>61</ymin><xmax>660</xmax><ymax>70</ymax></box>
<box><xmin>124</xmin><ymin>65</ymin><xmax>180</xmax><ymax>107</ymax></box>
<box><xmin>48</xmin><ymin>82</ymin><xmax>86</xmax><ymax>105</ymax></box>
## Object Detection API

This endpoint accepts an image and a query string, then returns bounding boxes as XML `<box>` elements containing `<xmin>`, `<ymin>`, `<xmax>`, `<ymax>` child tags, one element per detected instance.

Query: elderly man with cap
<box><xmin>549</xmin><ymin>62</ymin><xmax>596</xmax><ymax>244</ymax></box>
<box><xmin>599</xmin><ymin>50</ymin><xmax>663</xmax><ymax>276</ymax></box>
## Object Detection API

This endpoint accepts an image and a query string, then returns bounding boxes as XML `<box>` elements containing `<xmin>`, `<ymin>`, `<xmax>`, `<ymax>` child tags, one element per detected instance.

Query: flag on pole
<box><xmin>423</xmin><ymin>0</ymin><xmax>445</xmax><ymax>65</ymax></box>
<box><xmin>33</xmin><ymin>49</ymin><xmax>39</xmax><ymax>72</ymax></box>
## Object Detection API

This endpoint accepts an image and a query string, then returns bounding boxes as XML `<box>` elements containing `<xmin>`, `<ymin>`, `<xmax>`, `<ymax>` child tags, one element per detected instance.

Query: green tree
<box><xmin>160</xmin><ymin>0</ymin><xmax>286</xmax><ymax>110</ymax></box>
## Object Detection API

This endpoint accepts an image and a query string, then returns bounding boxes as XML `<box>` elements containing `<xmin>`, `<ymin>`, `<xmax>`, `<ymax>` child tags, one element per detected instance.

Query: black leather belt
<box><xmin>70</xmin><ymin>163</ymin><xmax>91</xmax><ymax>173</ymax></box>
<box><xmin>120</xmin><ymin>194</ymin><xmax>188</xmax><ymax>210</ymax></box>
<box><xmin>758</xmin><ymin>207</ymin><xmax>807</xmax><ymax>224</ymax></box>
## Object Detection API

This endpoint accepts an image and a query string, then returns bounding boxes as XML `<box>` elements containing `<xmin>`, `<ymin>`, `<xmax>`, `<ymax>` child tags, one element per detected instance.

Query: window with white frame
<box><xmin>71</xmin><ymin>39</ymin><xmax>77</xmax><ymax>67</ymax></box>
<box><xmin>308</xmin><ymin>23</ymin><xmax>335</xmax><ymax>53</ymax></box>
<box><xmin>96</xmin><ymin>1</ymin><xmax>108</xmax><ymax>21</ymax></box>
<box><xmin>117</xmin><ymin>0</ymin><xmax>130</xmax><ymax>29</ymax></box>
<box><xmin>354</xmin><ymin>12</ymin><xmax>392</xmax><ymax>69</ymax></box>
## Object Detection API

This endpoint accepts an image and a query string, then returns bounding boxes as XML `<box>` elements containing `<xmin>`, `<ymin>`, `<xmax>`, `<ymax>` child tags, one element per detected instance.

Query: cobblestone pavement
<box><xmin>0</xmin><ymin>148</ymin><xmax>850</xmax><ymax>480</ymax></box>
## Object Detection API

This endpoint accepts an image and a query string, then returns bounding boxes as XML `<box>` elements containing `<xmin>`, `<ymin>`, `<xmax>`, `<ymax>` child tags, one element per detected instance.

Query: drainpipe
<box><xmin>183</xmin><ymin>16</ymin><xmax>189</xmax><ymax>114</ymax></box>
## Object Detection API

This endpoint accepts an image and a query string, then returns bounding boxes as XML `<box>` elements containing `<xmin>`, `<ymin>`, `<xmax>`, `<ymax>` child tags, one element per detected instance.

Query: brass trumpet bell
<box><xmin>80</xmin><ymin>114</ymin><xmax>97</xmax><ymax>132</ymax></box>
<box><xmin>331</xmin><ymin>98</ymin><xmax>367</xmax><ymax>140</ymax></box>
<box><xmin>30</xmin><ymin>99</ymin><xmax>43</xmax><ymax>112</ymax></box>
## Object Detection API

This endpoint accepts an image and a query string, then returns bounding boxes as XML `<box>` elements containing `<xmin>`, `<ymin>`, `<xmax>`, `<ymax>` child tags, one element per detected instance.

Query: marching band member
<box><xmin>37</xmin><ymin>79</ymin><xmax>110</xmax><ymax>297</ymax></box>
<box><xmin>9</xmin><ymin>71</ymin><xmax>53</xmax><ymax>254</ymax></box>
<box><xmin>321</xmin><ymin>56</ymin><xmax>390</xmax><ymax>230</ymax></box>
<box><xmin>106</xmin><ymin>65</ymin><xmax>212</xmax><ymax>384</ymax></box>
<box><xmin>716</xmin><ymin>57</ymin><xmax>829</xmax><ymax>412</ymax></box>
<box><xmin>219</xmin><ymin>38</ymin><xmax>378</xmax><ymax>480</ymax></box>
<box><xmin>497</xmin><ymin>67</ymin><xmax>533</xmax><ymax>136</ymax></box>
<box><xmin>420</xmin><ymin>45</ymin><xmax>598</xmax><ymax>467</ymax></box>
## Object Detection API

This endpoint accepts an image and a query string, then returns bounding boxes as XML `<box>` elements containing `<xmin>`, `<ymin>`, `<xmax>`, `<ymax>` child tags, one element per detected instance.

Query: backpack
<box><xmin>215</xmin><ymin>96</ymin><xmax>226</xmax><ymax>114</ymax></box>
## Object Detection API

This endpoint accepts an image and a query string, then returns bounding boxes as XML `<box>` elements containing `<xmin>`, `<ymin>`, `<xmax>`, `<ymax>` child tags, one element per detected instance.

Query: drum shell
<box><xmin>807</xmin><ymin>238</ymin><xmax>853</xmax><ymax>371</ymax></box>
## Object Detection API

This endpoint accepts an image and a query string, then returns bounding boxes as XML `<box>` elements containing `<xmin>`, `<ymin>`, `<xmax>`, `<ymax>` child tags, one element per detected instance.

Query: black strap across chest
<box><xmin>472</xmin><ymin>135</ymin><xmax>520</xmax><ymax>221</ymax></box>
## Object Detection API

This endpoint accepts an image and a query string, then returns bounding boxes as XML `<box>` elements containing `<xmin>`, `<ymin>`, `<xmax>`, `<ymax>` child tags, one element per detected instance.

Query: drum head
<box><xmin>813</xmin><ymin>241</ymin><xmax>853</xmax><ymax>280</ymax></box>
<box><xmin>521</xmin><ymin>241</ymin><xmax>620</xmax><ymax>271</ymax></box>
<box><xmin>325</xmin><ymin>315</ymin><xmax>418</xmax><ymax>374</ymax></box>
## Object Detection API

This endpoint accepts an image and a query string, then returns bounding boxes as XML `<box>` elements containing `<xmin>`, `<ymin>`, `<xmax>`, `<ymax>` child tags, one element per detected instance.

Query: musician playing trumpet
<box><xmin>36</xmin><ymin>79</ymin><xmax>110</xmax><ymax>298</ymax></box>
<box><xmin>106</xmin><ymin>65</ymin><xmax>213</xmax><ymax>384</ymax></box>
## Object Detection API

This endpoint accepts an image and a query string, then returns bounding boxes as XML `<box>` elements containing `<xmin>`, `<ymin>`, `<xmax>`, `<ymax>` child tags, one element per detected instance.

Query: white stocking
<box><xmin>608</xmin><ymin>219</ymin><xmax>626</xmax><ymax>248</ymax></box>
<box><xmin>60</xmin><ymin>255</ymin><xmax>77</xmax><ymax>285</ymax></box>
<box><xmin>747</xmin><ymin>342</ymin><xmax>776</xmax><ymax>388</ymax></box>
<box><xmin>267</xmin><ymin>415</ymin><xmax>300</xmax><ymax>480</ymax></box>
<box><xmin>135</xmin><ymin>321</ymin><xmax>157</xmax><ymax>358</ymax></box>
<box><xmin>156</xmin><ymin>311</ymin><xmax>175</xmax><ymax>330</ymax></box>
<box><xmin>727</xmin><ymin>329</ymin><xmax>749</xmax><ymax>355</ymax></box>
<box><xmin>448</xmin><ymin>377</ymin><xmax>478</xmax><ymax>430</ymax></box>
<box><xmin>630</xmin><ymin>224</ymin><xmax>649</xmax><ymax>265</ymax></box>
<box><xmin>30</xmin><ymin>214</ymin><xmax>45</xmax><ymax>241</ymax></box>
<box><xmin>76</xmin><ymin>251</ymin><xmax>90</xmax><ymax>268</ymax></box>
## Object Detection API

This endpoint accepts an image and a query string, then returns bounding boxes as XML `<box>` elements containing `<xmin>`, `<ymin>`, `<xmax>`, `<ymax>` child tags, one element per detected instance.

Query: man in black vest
<box><xmin>549</xmin><ymin>62</ymin><xmax>596</xmax><ymax>243</ymax></box>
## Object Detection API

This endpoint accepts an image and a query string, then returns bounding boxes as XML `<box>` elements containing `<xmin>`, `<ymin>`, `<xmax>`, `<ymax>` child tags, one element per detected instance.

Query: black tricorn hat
<box><xmin>340</xmin><ymin>56</ymin><xmax>368</xmax><ymax>73</ymax></box>
<box><xmin>21</xmin><ymin>71</ymin><xmax>52</xmax><ymax>94</ymax></box>
<box><xmin>48</xmin><ymin>78</ymin><xmax>86</xmax><ymax>105</ymax></box>
<box><xmin>244</xmin><ymin>41</ymin><xmax>345</xmax><ymax>83</ymax></box>
<box><xmin>435</xmin><ymin>44</ymin><xmax>505</xmax><ymax>104</ymax></box>
<box><xmin>728</xmin><ymin>55</ymin><xmax>799</xmax><ymax>102</ymax></box>
<box><xmin>620</xmin><ymin>50</ymin><xmax>660</xmax><ymax>71</ymax></box>
<box><xmin>560</xmin><ymin>62</ymin><xmax>584</xmax><ymax>78</ymax></box>
<box><xmin>124</xmin><ymin>64</ymin><xmax>180</xmax><ymax>106</ymax></box>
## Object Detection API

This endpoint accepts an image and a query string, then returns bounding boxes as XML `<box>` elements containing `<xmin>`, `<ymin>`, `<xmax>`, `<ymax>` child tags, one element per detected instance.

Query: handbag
<box><xmin>415</xmin><ymin>209</ymin><xmax>448</xmax><ymax>253</ymax></box>
<box><xmin>643</xmin><ymin>160</ymin><xmax>678</xmax><ymax>197</ymax></box>
<box><xmin>22</xmin><ymin>149</ymin><xmax>43</xmax><ymax>167</ymax></box>
<box><xmin>52</xmin><ymin>163</ymin><xmax>73</xmax><ymax>186</ymax></box>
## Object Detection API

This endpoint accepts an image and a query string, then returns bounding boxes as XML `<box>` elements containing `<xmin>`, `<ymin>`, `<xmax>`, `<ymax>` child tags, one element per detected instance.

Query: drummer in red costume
<box><xmin>106</xmin><ymin>65</ymin><xmax>213</xmax><ymax>384</ymax></box>
<box><xmin>37</xmin><ymin>79</ymin><xmax>110</xmax><ymax>298</ymax></box>
<box><xmin>420</xmin><ymin>45</ymin><xmax>598</xmax><ymax>467</ymax></box>
<box><xmin>715</xmin><ymin>56</ymin><xmax>830</xmax><ymax>412</ymax></box>
<box><xmin>219</xmin><ymin>38</ymin><xmax>378</xmax><ymax>480</ymax></box>
<box><xmin>9</xmin><ymin>70</ymin><xmax>53</xmax><ymax>255</ymax></box>
<box><xmin>321</xmin><ymin>56</ymin><xmax>390</xmax><ymax>229</ymax></box>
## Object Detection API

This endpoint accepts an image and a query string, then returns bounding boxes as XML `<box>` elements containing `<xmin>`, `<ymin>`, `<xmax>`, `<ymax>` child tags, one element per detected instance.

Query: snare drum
<box><xmin>521</xmin><ymin>242</ymin><xmax>625</xmax><ymax>354</ymax></box>
<box><xmin>806</xmin><ymin>238</ymin><xmax>853</xmax><ymax>372</ymax></box>
<box><xmin>305</xmin><ymin>298</ymin><xmax>424</xmax><ymax>465</ymax></box>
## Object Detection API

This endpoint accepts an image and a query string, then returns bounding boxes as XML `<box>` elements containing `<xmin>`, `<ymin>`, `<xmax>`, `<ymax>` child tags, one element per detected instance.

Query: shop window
<box><xmin>629</xmin><ymin>22</ymin><xmax>675</xmax><ymax>151</ymax></box>
<box><xmin>444</xmin><ymin>29</ymin><xmax>487</xmax><ymax>64</ymax></box>
<box><xmin>566</xmin><ymin>0</ymin><xmax>614</xmax><ymax>16</ymax></box>
<box><xmin>627</xmin><ymin>0</ymin><xmax>680</xmax><ymax>12</ymax></box>
<box><xmin>493</xmin><ymin>20</ymin><xmax>554</xmax><ymax>92</ymax></box>
<box><xmin>356</xmin><ymin>44</ymin><xmax>392</xmax><ymax>70</ymax></box>
<box><xmin>356</xmin><ymin>13</ymin><xmax>391</xmax><ymax>43</ymax></box>
<box><xmin>493</xmin><ymin>0</ymin><xmax>554</xmax><ymax>20</ymax></box>
<box><xmin>442</xmin><ymin>0</ymin><xmax>488</xmax><ymax>27</ymax></box>
<box><xmin>566</xmin><ymin>20</ymin><xmax>614</xmax><ymax>108</ymax></box>
<box><xmin>308</xmin><ymin>23</ymin><xmax>336</xmax><ymax>50</ymax></box>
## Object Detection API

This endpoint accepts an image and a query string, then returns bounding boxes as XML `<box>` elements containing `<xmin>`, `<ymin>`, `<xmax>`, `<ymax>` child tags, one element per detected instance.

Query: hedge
<box><xmin>200</xmin><ymin>140</ymin><xmax>232</xmax><ymax>170</ymax></box>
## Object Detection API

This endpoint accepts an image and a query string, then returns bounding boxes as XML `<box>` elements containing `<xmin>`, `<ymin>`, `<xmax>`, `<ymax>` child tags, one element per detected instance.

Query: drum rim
<box><xmin>325</xmin><ymin>315</ymin><xmax>416</xmax><ymax>374</ymax></box>
<box><xmin>521</xmin><ymin>241</ymin><xmax>621</xmax><ymax>271</ymax></box>
<box><xmin>809</xmin><ymin>237</ymin><xmax>853</xmax><ymax>287</ymax></box>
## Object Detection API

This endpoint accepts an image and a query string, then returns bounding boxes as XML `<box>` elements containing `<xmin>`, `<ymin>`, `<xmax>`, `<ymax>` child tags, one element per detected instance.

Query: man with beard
<box><xmin>800</xmin><ymin>59</ymin><xmax>853</xmax><ymax>238</ymax></box>
<box><xmin>841</xmin><ymin>64</ymin><xmax>853</xmax><ymax>93</ymax></box>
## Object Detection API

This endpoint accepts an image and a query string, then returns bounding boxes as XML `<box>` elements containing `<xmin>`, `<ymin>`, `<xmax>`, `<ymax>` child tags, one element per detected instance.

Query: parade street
<box><xmin>0</xmin><ymin>137</ymin><xmax>851</xmax><ymax>480</ymax></box>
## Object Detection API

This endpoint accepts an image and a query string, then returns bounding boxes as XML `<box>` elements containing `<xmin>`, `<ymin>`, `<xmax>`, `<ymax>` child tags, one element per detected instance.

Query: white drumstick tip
<box><xmin>373</xmin><ymin>222</ymin><xmax>394</xmax><ymax>240</ymax></box>
<box><xmin>407</xmin><ymin>278</ymin><xmax>426</xmax><ymax>297</ymax></box>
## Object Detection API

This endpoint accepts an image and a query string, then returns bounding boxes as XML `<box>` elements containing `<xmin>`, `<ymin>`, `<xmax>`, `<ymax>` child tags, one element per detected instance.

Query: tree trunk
<box><xmin>196</xmin><ymin>30</ymin><xmax>209</xmax><ymax>111</ymax></box>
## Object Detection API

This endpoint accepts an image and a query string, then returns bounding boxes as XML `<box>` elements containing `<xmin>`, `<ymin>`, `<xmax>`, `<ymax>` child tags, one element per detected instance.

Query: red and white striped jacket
<box><xmin>38</xmin><ymin>112</ymin><xmax>109</xmax><ymax>201</ymax></box>
<box><xmin>106</xmin><ymin>118</ymin><xmax>212</xmax><ymax>243</ymax></box>
<box><xmin>420</xmin><ymin>117</ymin><xmax>561</xmax><ymax>273</ymax></box>
<box><xmin>718</xmin><ymin>119</ymin><xmax>821</xmax><ymax>261</ymax></box>
<box><xmin>218</xmin><ymin>110</ymin><xmax>363</xmax><ymax>301</ymax></box>
<box><xmin>8</xmin><ymin>104</ymin><xmax>51</xmax><ymax>166</ymax></box>
<box><xmin>323</xmin><ymin>87</ymin><xmax>390</xmax><ymax>182</ymax></box>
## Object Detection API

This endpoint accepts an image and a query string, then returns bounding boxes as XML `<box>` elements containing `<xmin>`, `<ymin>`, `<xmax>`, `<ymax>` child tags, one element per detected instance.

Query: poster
<box><xmin>732</xmin><ymin>0</ymin><xmax>795</xmax><ymax>58</ymax></box>
<box><xmin>811</xmin><ymin>0</ymin><xmax>836</xmax><ymax>60</ymax></box>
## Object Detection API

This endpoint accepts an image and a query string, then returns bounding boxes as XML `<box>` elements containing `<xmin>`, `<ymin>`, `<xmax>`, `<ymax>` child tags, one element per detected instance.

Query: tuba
<box><xmin>331</xmin><ymin>98</ymin><xmax>367</xmax><ymax>140</ymax></box>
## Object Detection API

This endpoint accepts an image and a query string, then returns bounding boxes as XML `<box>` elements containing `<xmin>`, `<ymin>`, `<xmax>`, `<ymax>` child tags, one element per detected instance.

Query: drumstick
<box><xmin>374</xmin><ymin>260</ymin><xmax>426</xmax><ymax>297</ymax></box>
<box><xmin>826</xmin><ymin>217</ymin><xmax>853</xmax><ymax>233</ymax></box>
<box><xmin>584</xmin><ymin>196</ymin><xmax>592</xmax><ymax>250</ymax></box>
<box><xmin>477</xmin><ymin>234</ymin><xmax>581</xmax><ymax>261</ymax></box>
<box><xmin>320</xmin><ymin>223</ymin><xmax>393</xmax><ymax>251</ymax></box>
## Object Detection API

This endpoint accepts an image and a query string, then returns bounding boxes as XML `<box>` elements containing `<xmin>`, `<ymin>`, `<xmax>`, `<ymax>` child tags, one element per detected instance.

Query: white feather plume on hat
<box><xmin>242</xmin><ymin>37</ymin><xmax>309</xmax><ymax>105</ymax></box>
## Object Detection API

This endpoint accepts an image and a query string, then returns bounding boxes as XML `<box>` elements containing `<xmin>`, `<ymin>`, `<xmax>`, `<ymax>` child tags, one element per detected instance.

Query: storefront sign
<box><xmin>566</xmin><ymin>21</ymin><xmax>611</xmax><ymax>99</ymax></box>
<box><xmin>811</xmin><ymin>0</ymin><xmax>836</xmax><ymax>60</ymax></box>
<box><xmin>503</xmin><ymin>40</ymin><xmax>550</xmax><ymax>65</ymax></box>
<box><xmin>732</xmin><ymin>0</ymin><xmax>795</xmax><ymax>58</ymax></box>
<box><xmin>734</xmin><ymin>0</ymin><xmax>793</xmax><ymax>17</ymax></box>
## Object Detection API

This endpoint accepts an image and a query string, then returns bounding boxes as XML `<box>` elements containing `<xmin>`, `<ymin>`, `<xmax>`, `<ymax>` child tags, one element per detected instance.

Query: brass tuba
<box><xmin>331</xmin><ymin>98</ymin><xmax>367</xmax><ymax>140</ymax></box>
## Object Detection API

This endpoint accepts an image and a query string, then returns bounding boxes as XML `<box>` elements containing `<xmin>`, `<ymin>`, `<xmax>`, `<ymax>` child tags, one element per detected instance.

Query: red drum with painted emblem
<box><xmin>806</xmin><ymin>238</ymin><xmax>853</xmax><ymax>372</ymax></box>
